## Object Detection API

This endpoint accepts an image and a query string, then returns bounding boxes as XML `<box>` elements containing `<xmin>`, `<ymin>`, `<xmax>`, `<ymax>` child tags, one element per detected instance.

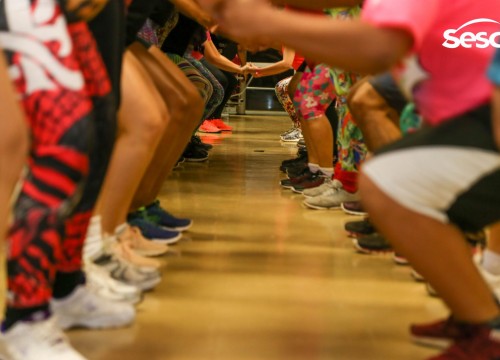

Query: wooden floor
<box><xmin>48</xmin><ymin>116</ymin><xmax>448</xmax><ymax>358</ymax></box>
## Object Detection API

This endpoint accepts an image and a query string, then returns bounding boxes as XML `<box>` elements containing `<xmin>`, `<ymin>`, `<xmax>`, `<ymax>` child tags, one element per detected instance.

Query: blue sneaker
<box><xmin>127</xmin><ymin>217</ymin><xmax>182</xmax><ymax>245</ymax></box>
<box><xmin>144</xmin><ymin>201</ymin><xmax>193</xmax><ymax>232</ymax></box>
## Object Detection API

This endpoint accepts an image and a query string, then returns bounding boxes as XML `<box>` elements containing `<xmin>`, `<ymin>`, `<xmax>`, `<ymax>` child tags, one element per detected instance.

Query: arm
<box><xmin>214</xmin><ymin>2</ymin><xmax>413</xmax><ymax>75</ymax></box>
<box><xmin>253</xmin><ymin>47</ymin><xmax>295</xmax><ymax>78</ymax></box>
<box><xmin>170</xmin><ymin>0</ymin><xmax>216</xmax><ymax>29</ymax></box>
<box><xmin>203</xmin><ymin>37</ymin><xmax>244</xmax><ymax>73</ymax></box>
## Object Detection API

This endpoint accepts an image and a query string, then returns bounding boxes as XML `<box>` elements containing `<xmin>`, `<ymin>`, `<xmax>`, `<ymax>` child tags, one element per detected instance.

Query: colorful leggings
<box><xmin>167</xmin><ymin>53</ymin><xmax>213</xmax><ymax>114</ymax></box>
<box><xmin>293</xmin><ymin>65</ymin><xmax>335</xmax><ymax>121</ymax></box>
<box><xmin>184</xmin><ymin>54</ymin><xmax>224</xmax><ymax>121</ymax></box>
<box><xmin>1</xmin><ymin>1</ymin><xmax>110</xmax><ymax>308</ymax></box>
<box><xmin>275</xmin><ymin>77</ymin><xmax>300</xmax><ymax>128</ymax></box>
<box><xmin>332</xmin><ymin>70</ymin><xmax>367</xmax><ymax>193</ymax></box>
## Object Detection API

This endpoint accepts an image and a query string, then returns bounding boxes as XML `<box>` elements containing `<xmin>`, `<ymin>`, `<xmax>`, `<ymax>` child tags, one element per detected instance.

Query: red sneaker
<box><xmin>209</xmin><ymin>119</ymin><xmax>233</xmax><ymax>131</ymax></box>
<box><xmin>428</xmin><ymin>326</ymin><xmax>500</xmax><ymax>360</ymax></box>
<box><xmin>198</xmin><ymin>120</ymin><xmax>221</xmax><ymax>133</ymax></box>
<box><xmin>411</xmin><ymin>316</ymin><xmax>464</xmax><ymax>349</ymax></box>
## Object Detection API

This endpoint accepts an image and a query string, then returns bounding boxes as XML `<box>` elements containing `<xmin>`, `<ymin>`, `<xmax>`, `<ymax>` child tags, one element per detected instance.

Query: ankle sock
<box><xmin>308</xmin><ymin>163</ymin><xmax>320</xmax><ymax>173</ymax></box>
<box><xmin>482</xmin><ymin>250</ymin><xmax>500</xmax><ymax>275</ymax></box>
<box><xmin>52</xmin><ymin>271</ymin><xmax>85</xmax><ymax>300</ymax></box>
<box><xmin>2</xmin><ymin>305</ymin><xmax>50</xmax><ymax>332</ymax></box>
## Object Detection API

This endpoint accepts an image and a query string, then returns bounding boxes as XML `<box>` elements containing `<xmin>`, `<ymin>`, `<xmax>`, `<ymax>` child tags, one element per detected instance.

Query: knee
<box><xmin>136</xmin><ymin>103</ymin><xmax>168</xmax><ymax>143</ymax></box>
<box><xmin>347</xmin><ymin>82</ymin><xmax>385</xmax><ymax>122</ymax></box>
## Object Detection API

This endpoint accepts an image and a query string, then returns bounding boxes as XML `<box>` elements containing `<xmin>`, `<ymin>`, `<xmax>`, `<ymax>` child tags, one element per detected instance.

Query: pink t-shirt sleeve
<box><xmin>361</xmin><ymin>0</ymin><xmax>441</xmax><ymax>50</ymax></box>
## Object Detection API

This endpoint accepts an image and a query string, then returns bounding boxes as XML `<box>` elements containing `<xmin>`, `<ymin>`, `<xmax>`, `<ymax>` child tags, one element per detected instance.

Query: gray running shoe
<box><xmin>303</xmin><ymin>184</ymin><xmax>360</xmax><ymax>210</ymax></box>
<box><xmin>303</xmin><ymin>178</ymin><xmax>341</xmax><ymax>198</ymax></box>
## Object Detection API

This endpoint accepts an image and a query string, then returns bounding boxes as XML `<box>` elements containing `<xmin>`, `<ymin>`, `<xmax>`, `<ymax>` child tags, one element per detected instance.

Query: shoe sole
<box><xmin>150</xmin><ymin>233</ymin><xmax>182</xmax><ymax>245</ymax></box>
<box><xmin>292</xmin><ymin>188</ymin><xmax>305</xmax><ymax>194</ymax></box>
<box><xmin>410</xmin><ymin>336</ymin><xmax>452</xmax><ymax>350</ymax></box>
<box><xmin>340</xmin><ymin>203</ymin><xmax>368</xmax><ymax>216</ymax></box>
<box><xmin>162</xmin><ymin>221</ymin><xmax>193</xmax><ymax>232</ymax></box>
<box><xmin>352</xmin><ymin>239</ymin><xmax>393</xmax><ymax>255</ymax></box>
<box><xmin>184</xmin><ymin>157</ymin><xmax>209</xmax><ymax>162</ymax></box>
<box><xmin>134</xmin><ymin>248</ymin><xmax>169</xmax><ymax>257</ymax></box>
<box><xmin>280</xmin><ymin>138</ymin><xmax>301</xmax><ymax>143</ymax></box>
<box><xmin>393</xmin><ymin>254</ymin><xmax>409</xmax><ymax>266</ymax></box>
<box><xmin>57</xmin><ymin>312</ymin><xmax>136</xmax><ymax>331</ymax></box>
<box><xmin>303</xmin><ymin>201</ymin><xmax>340</xmax><ymax>210</ymax></box>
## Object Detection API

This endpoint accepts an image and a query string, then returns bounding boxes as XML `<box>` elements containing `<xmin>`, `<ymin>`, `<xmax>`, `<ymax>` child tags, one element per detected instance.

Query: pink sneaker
<box><xmin>198</xmin><ymin>120</ymin><xmax>221</xmax><ymax>133</ymax></box>
<box><xmin>209</xmin><ymin>119</ymin><xmax>233</xmax><ymax>131</ymax></box>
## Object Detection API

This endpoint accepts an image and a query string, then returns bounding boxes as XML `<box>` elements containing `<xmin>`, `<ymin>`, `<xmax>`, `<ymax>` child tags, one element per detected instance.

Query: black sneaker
<box><xmin>191</xmin><ymin>135</ymin><xmax>213</xmax><ymax>151</ymax></box>
<box><xmin>280</xmin><ymin>168</ymin><xmax>314</xmax><ymax>189</ymax></box>
<box><xmin>291</xmin><ymin>172</ymin><xmax>326</xmax><ymax>194</ymax></box>
<box><xmin>280</xmin><ymin>150</ymin><xmax>308</xmax><ymax>172</ymax></box>
<box><xmin>344</xmin><ymin>218</ymin><xmax>376</xmax><ymax>237</ymax></box>
<box><xmin>297</xmin><ymin>138</ymin><xmax>306</xmax><ymax>148</ymax></box>
<box><xmin>183</xmin><ymin>143</ymin><xmax>209</xmax><ymax>162</ymax></box>
<box><xmin>353</xmin><ymin>233</ymin><xmax>392</xmax><ymax>254</ymax></box>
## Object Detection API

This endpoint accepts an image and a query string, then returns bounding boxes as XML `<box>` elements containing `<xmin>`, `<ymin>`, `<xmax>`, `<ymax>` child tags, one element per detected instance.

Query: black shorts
<box><xmin>369</xmin><ymin>72</ymin><xmax>408</xmax><ymax>114</ymax></box>
<box><xmin>363</xmin><ymin>104</ymin><xmax>500</xmax><ymax>232</ymax></box>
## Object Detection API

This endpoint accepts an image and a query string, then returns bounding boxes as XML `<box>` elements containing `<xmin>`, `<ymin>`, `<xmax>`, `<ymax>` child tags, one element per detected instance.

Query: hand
<box><xmin>62</xmin><ymin>0</ymin><xmax>109</xmax><ymax>21</ymax></box>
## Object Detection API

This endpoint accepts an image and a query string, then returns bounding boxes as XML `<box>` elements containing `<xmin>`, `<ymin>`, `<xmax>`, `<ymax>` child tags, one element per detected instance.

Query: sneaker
<box><xmin>410</xmin><ymin>316</ymin><xmax>467</xmax><ymax>349</ymax></box>
<box><xmin>281</xmin><ymin>128</ymin><xmax>302</xmax><ymax>142</ymax></box>
<box><xmin>344</xmin><ymin>218</ymin><xmax>376</xmax><ymax>237</ymax></box>
<box><xmin>3</xmin><ymin>316</ymin><xmax>87</xmax><ymax>360</ymax></box>
<box><xmin>302</xmin><ymin>178</ymin><xmax>340</xmax><ymax>198</ymax></box>
<box><xmin>198</xmin><ymin>120</ymin><xmax>222</xmax><ymax>133</ymax></box>
<box><xmin>428</xmin><ymin>326</ymin><xmax>500</xmax><ymax>359</ymax></box>
<box><xmin>411</xmin><ymin>269</ymin><xmax>425</xmax><ymax>282</ymax></box>
<box><xmin>111</xmin><ymin>241</ymin><xmax>162</xmax><ymax>270</ymax></box>
<box><xmin>353</xmin><ymin>233</ymin><xmax>392</xmax><ymax>254</ymax></box>
<box><xmin>393</xmin><ymin>253</ymin><xmax>409</xmax><ymax>265</ymax></box>
<box><xmin>285</xmin><ymin>162</ymin><xmax>310</xmax><ymax>178</ymax></box>
<box><xmin>191</xmin><ymin>135</ymin><xmax>213</xmax><ymax>150</ymax></box>
<box><xmin>182</xmin><ymin>142</ymin><xmax>209</xmax><ymax>162</ymax></box>
<box><xmin>291</xmin><ymin>173</ymin><xmax>326</xmax><ymax>194</ymax></box>
<box><xmin>209</xmin><ymin>119</ymin><xmax>233</xmax><ymax>131</ymax></box>
<box><xmin>280</xmin><ymin>150</ymin><xmax>308</xmax><ymax>173</ymax></box>
<box><xmin>122</xmin><ymin>226</ymin><xmax>169</xmax><ymax>257</ymax></box>
<box><xmin>280</xmin><ymin>127</ymin><xmax>296</xmax><ymax>138</ymax></box>
<box><xmin>280</xmin><ymin>168</ymin><xmax>314</xmax><ymax>189</ymax></box>
<box><xmin>303</xmin><ymin>184</ymin><xmax>359</xmax><ymax>209</ymax></box>
<box><xmin>93</xmin><ymin>253</ymin><xmax>161</xmax><ymax>291</ymax></box>
<box><xmin>128</xmin><ymin>217</ymin><xmax>182</xmax><ymax>245</ymax></box>
<box><xmin>85</xmin><ymin>261</ymin><xmax>142</xmax><ymax>304</ymax></box>
<box><xmin>297</xmin><ymin>138</ymin><xmax>306</xmax><ymax>148</ymax></box>
<box><xmin>51</xmin><ymin>284</ymin><xmax>135</xmax><ymax>330</ymax></box>
<box><xmin>142</xmin><ymin>201</ymin><xmax>193</xmax><ymax>232</ymax></box>
<box><xmin>341</xmin><ymin>201</ymin><xmax>368</xmax><ymax>216</ymax></box>
<box><xmin>426</xmin><ymin>282</ymin><xmax>439</xmax><ymax>297</ymax></box>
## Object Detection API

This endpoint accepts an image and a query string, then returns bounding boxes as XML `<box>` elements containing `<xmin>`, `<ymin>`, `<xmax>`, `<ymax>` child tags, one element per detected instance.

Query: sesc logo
<box><xmin>443</xmin><ymin>18</ymin><xmax>500</xmax><ymax>49</ymax></box>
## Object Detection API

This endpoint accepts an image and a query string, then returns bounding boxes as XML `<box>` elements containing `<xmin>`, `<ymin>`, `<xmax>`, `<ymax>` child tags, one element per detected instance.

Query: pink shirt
<box><xmin>362</xmin><ymin>0</ymin><xmax>500</xmax><ymax>125</ymax></box>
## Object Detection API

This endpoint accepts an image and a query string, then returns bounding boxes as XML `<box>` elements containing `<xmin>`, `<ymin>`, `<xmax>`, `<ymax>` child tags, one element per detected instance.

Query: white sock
<box><xmin>308</xmin><ymin>163</ymin><xmax>320</xmax><ymax>173</ymax></box>
<box><xmin>319</xmin><ymin>167</ymin><xmax>334</xmax><ymax>177</ymax></box>
<box><xmin>83</xmin><ymin>216</ymin><xmax>104</xmax><ymax>261</ymax></box>
<box><xmin>482</xmin><ymin>249</ymin><xmax>500</xmax><ymax>275</ymax></box>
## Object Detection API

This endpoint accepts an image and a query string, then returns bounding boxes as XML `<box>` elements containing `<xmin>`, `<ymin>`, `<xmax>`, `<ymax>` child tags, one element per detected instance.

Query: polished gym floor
<box><xmin>9</xmin><ymin>116</ymin><xmax>449</xmax><ymax>359</ymax></box>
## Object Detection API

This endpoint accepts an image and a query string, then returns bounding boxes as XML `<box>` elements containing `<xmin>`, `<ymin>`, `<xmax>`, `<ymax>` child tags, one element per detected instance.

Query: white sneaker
<box><xmin>85</xmin><ymin>260</ymin><xmax>142</xmax><ymax>304</ymax></box>
<box><xmin>302</xmin><ymin>178</ymin><xmax>340</xmax><ymax>199</ymax></box>
<box><xmin>303</xmin><ymin>184</ymin><xmax>360</xmax><ymax>210</ymax></box>
<box><xmin>94</xmin><ymin>252</ymin><xmax>161</xmax><ymax>291</ymax></box>
<box><xmin>3</xmin><ymin>316</ymin><xmax>87</xmax><ymax>360</ymax></box>
<box><xmin>51</xmin><ymin>284</ymin><xmax>136</xmax><ymax>330</ymax></box>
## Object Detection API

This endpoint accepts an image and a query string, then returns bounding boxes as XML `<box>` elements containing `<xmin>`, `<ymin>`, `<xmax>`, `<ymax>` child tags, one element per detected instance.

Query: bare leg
<box><xmin>128</xmin><ymin>44</ymin><xmax>204</xmax><ymax>210</ymax></box>
<box><xmin>0</xmin><ymin>53</ymin><xmax>28</xmax><ymax>242</ymax></box>
<box><xmin>96</xmin><ymin>51</ymin><xmax>168</xmax><ymax>235</ymax></box>
<box><xmin>348</xmin><ymin>77</ymin><xmax>402</xmax><ymax>152</ymax></box>
<box><xmin>360</xmin><ymin>174</ymin><xmax>499</xmax><ymax>322</ymax></box>
<box><xmin>306</xmin><ymin>116</ymin><xmax>334</xmax><ymax>168</ymax></box>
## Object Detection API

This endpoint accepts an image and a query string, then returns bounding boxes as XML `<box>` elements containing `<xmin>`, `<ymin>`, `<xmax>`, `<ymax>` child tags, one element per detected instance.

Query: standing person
<box><xmin>0</xmin><ymin>1</ymin><xmax>134</xmax><ymax>359</ymax></box>
<box><xmin>201</xmin><ymin>0</ymin><xmax>500</xmax><ymax>358</ymax></box>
